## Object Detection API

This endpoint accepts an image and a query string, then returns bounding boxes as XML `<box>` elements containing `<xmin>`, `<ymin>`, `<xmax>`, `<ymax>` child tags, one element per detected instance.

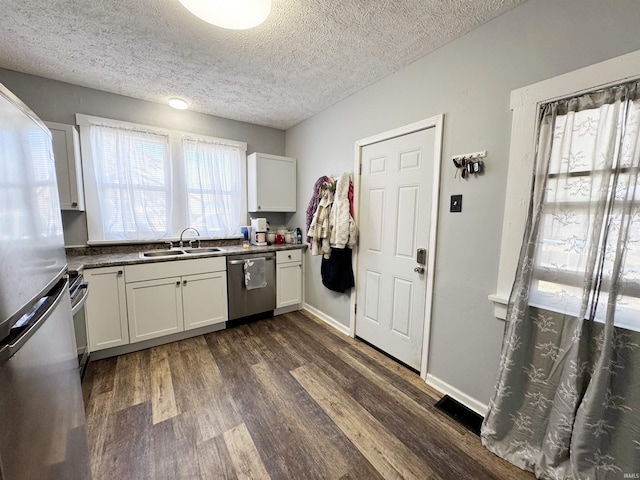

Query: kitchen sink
<box><xmin>183</xmin><ymin>247</ymin><xmax>225</xmax><ymax>254</ymax></box>
<box><xmin>141</xmin><ymin>250</ymin><xmax>185</xmax><ymax>257</ymax></box>
<box><xmin>141</xmin><ymin>247</ymin><xmax>225</xmax><ymax>258</ymax></box>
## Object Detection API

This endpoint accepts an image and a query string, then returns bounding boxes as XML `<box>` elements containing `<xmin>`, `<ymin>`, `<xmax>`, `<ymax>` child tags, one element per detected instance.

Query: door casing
<box><xmin>351</xmin><ymin>115</ymin><xmax>444</xmax><ymax>379</ymax></box>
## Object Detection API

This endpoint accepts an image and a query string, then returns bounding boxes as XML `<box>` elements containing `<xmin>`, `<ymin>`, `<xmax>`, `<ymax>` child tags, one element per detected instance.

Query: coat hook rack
<box><xmin>452</xmin><ymin>150</ymin><xmax>487</xmax><ymax>178</ymax></box>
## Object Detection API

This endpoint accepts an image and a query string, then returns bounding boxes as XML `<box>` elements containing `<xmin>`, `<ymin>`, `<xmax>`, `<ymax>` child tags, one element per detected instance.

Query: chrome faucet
<box><xmin>179</xmin><ymin>227</ymin><xmax>201</xmax><ymax>248</ymax></box>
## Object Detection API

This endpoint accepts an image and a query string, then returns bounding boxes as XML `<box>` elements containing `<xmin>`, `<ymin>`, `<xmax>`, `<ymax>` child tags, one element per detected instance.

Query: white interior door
<box><xmin>355</xmin><ymin>127</ymin><xmax>436</xmax><ymax>370</ymax></box>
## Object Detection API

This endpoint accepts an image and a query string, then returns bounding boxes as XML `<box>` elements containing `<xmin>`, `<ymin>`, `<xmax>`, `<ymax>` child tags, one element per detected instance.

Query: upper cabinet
<box><xmin>247</xmin><ymin>152</ymin><xmax>296</xmax><ymax>212</ymax></box>
<box><xmin>46</xmin><ymin>121</ymin><xmax>85</xmax><ymax>211</ymax></box>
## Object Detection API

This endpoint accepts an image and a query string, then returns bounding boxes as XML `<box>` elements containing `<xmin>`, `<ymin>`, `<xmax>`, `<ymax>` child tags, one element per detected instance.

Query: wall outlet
<box><xmin>450</xmin><ymin>194</ymin><xmax>462</xmax><ymax>213</ymax></box>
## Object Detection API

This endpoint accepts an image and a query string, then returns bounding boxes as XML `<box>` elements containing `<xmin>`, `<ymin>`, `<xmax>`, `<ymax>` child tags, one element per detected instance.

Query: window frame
<box><xmin>76</xmin><ymin>114</ymin><xmax>247</xmax><ymax>244</ymax></box>
<box><xmin>490</xmin><ymin>49</ymin><xmax>640</xmax><ymax>320</ymax></box>
<box><xmin>182</xmin><ymin>136</ymin><xmax>245</xmax><ymax>237</ymax></box>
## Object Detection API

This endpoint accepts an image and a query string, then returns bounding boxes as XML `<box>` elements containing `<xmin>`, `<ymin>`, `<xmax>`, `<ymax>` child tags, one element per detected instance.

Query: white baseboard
<box><xmin>274</xmin><ymin>305</ymin><xmax>299</xmax><ymax>316</ymax></box>
<box><xmin>302</xmin><ymin>303</ymin><xmax>351</xmax><ymax>336</ymax></box>
<box><xmin>425</xmin><ymin>373</ymin><xmax>488</xmax><ymax>417</ymax></box>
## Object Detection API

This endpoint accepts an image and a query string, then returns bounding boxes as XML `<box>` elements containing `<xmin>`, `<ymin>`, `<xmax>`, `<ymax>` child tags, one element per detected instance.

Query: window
<box><xmin>491</xmin><ymin>50</ymin><xmax>640</xmax><ymax>320</ymax></box>
<box><xmin>183</xmin><ymin>138</ymin><xmax>243</xmax><ymax>237</ymax></box>
<box><xmin>89</xmin><ymin>125</ymin><xmax>172</xmax><ymax>240</ymax></box>
<box><xmin>77</xmin><ymin>114</ymin><xmax>247</xmax><ymax>243</ymax></box>
<box><xmin>528</xmin><ymin>92</ymin><xmax>640</xmax><ymax>331</ymax></box>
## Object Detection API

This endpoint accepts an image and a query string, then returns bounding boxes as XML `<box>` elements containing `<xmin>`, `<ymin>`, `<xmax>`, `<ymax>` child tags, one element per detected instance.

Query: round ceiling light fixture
<box><xmin>168</xmin><ymin>98</ymin><xmax>188</xmax><ymax>110</ymax></box>
<box><xmin>178</xmin><ymin>0</ymin><xmax>271</xmax><ymax>30</ymax></box>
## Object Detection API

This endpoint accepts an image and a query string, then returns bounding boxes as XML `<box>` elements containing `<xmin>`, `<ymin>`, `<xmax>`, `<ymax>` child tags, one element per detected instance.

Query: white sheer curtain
<box><xmin>183</xmin><ymin>138</ymin><xmax>242</xmax><ymax>237</ymax></box>
<box><xmin>482</xmin><ymin>81</ymin><xmax>640</xmax><ymax>480</ymax></box>
<box><xmin>89</xmin><ymin>125</ymin><xmax>172</xmax><ymax>241</ymax></box>
<box><xmin>529</xmin><ymin>93</ymin><xmax>640</xmax><ymax>331</ymax></box>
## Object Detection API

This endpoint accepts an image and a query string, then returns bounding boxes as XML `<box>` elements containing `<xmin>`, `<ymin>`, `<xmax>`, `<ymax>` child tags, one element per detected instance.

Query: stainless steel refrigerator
<box><xmin>0</xmin><ymin>84</ymin><xmax>92</xmax><ymax>479</ymax></box>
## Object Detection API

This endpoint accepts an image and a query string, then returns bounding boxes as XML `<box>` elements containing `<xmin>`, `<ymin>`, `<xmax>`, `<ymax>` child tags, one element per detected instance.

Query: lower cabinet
<box><xmin>126</xmin><ymin>277</ymin><xmax>184</xmax><ymax>343</ymax></box>
<box><xmin>276</xmin><ymin>250</ymin><xmax>302</xmax><ymax>308</ymax></box>
<box><xmin>83</xmin><ymin>250</ymin><xmax>303</xmax><ymax>354</ymax></box>
<box><xmin>84</xmin><ymin>266</ymin><xmax>129</xmax><ymax>351</ymax></box>
<box><xmin>182</xmin><ymin>272</ymin><xmax>228</xmax><ymax>331</ymax></box>
<box><xmin>125</xmin><ymin>257</ymin><xmax>228</xmax><ymax>344</ymax></box>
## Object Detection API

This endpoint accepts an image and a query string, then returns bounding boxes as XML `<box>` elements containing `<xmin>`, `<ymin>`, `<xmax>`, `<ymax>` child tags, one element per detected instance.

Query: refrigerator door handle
<box><xmin>0</xmin><ymin>267</ymin><xmax>66</xmax><ymax>341</ymax></box>
<box><xmin>71</xmin><ymin>283</ymin><xmax>89</xmax><ymax>316</ymax></box>
<box><xmin>0</xmin><ymin>278</ymin><xmax>68</xmax><ymax>367</ymax></box>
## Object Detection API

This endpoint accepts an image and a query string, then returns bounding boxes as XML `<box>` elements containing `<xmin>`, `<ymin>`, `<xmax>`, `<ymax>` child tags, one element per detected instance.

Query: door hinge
<box><xmin>354</xmin><ymin>304</ymin><xmax>357</xmax><ymax>314</ymax></box>
<box><xmin>359</xmin><ymin>163</ymin><xmax>362</xmax><ymax>175</ymax></box>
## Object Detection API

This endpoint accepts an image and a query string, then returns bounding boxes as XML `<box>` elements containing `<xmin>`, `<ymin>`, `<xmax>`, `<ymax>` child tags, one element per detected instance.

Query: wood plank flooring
<box><xmin>82</xmin><ymin>311</ymin><xmax>534</xmax><ymax>480</ymax></box>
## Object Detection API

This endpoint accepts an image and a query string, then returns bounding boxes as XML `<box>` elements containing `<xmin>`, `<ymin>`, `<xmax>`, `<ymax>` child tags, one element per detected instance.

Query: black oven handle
<box><xmin>71</xmin><ymin>283</ymin><xmax>89</xmax><ymax>316</ymax></box>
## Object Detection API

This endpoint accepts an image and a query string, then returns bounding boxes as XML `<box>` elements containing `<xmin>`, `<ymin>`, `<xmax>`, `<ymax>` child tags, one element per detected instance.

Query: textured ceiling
<box><xmin>0</xmin><ymin>0</ymin><xmax>525</xmax><ymax>129</ymax></box>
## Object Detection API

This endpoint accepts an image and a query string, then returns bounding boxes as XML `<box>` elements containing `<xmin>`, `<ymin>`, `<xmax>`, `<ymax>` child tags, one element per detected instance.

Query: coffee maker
<box><xmin>250</xmin><ymin>217</ymin><xmax>268</xmax><ymax>246</ymax></box>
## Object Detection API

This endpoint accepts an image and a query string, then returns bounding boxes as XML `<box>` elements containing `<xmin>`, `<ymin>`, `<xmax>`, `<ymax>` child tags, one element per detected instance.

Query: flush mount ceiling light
<box><xmin>178</xmin><ymin>0</ymin><xmax>271</xmax><ymax>30</ymax></box>
<box><xmin>168</xmin><ymin>98</ymin><xmax>188</xmax><ymax>110</ymax></box>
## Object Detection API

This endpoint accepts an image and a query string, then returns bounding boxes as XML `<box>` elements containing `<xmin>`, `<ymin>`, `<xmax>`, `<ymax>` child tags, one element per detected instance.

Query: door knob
<box><xmin>414</xmin><ymin>266</ymin><xmax>425</xmax><ymax>274</ymax></box>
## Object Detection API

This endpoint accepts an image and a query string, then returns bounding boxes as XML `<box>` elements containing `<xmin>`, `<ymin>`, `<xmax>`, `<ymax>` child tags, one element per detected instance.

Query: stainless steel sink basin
<box><xmin>140</xmin><ymin>247</ymin><xmax>225</xmax><ymax>258</ymax></box>
<box><xmin>141</xmin><ymin>250</ymin><xmax>185</xmax><ymax>257</ymax></box>
<box><xmin>183</xmin><ymin>247</ymin><xmax>225</xmax><ymax>254</ymax></box>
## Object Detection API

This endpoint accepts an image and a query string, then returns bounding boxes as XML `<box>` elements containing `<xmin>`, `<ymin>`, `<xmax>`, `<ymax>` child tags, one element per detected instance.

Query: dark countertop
<box><xmin>66</xmin><ymin>243</ymin><xmax>306</xmax><ymax>274</ymax></box>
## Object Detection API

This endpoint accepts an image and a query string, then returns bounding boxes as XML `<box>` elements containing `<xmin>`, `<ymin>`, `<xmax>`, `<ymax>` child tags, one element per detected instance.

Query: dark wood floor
<box><xmin>82</xmin><ymin>310</ymin><xmax>533</xmax><ymax>480</ymax></box>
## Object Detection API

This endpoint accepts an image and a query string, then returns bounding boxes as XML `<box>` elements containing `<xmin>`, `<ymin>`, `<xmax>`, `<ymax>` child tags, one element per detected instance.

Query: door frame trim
<box><xmin>351</xmin><ymin>115</ymin><xmax>444</xmax><ymax>379</ymax></box>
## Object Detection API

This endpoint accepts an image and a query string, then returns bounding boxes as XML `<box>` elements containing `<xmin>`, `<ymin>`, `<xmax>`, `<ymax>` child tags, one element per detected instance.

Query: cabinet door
<box><xmin>126</xmin><ymin>277</ymin><xmax>184</xmax><ymax>343</ymax></box>
<box><xmin>276</xmin><ymin>262</ymin><xmax>302</xmax><ymax>308</ymax></box>
<box><xmin>46</xmin><ymin>121</ymin><xmax>85</xmax><ymax>211</ymax></box>
<box><xmin>182</xmin><ymin>272</ymin><xmax>228</xmax><ymax>330</ymax></box>
<box><xmin>248</xmin><ymin>153</ymin><xmax>296</xmax><ymax>212</ymax></box>
<box><xmin>84</xmin><ymin>267</ymin><xmax>128</xmax><ymax>351</ymax></box>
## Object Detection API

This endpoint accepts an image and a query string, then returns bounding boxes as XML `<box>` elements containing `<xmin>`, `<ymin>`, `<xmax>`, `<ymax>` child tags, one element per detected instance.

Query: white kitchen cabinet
<box><xmin>276</xmin><ymin>249</ymin><xmax>302</xmax><ymax>308</ymax></box>
<box><xmin>126</xmin><ymin>277</ymin><xmax>184</xmax><ymax>343</ymax></box>
<box><xmin>124</xmin><ymin>257</ymin><xmax>227</xmax><ymax>343</ymax></box>
<box><xmin>84</xmin><ymin>266</ymin><xmax>129</xmax><ymax>351</ymax></box>
<box><xmin>45</xmin><ymin>121</ymin><xmax>85</xmax><ymax>211</ymax></box>
<box><xmin>182</xmin><ymin>271</ymin><xmax>228</xmax><ymax>330</ymax></box>
<box><xmin>248</xmin><ymin>152</ymin><xmax>296</xmax><ymax>212</ymax></box>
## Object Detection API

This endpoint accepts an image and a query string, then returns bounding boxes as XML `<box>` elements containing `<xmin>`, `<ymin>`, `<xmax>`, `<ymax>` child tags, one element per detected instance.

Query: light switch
<box><xmin>450</xmin><ymin>194</ymin><xmax>462</xmax><ymax>213</ymax></box>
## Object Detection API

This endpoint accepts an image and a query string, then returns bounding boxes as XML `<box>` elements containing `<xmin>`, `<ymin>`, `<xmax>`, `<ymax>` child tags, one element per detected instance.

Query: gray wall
<box><xmin>0</xmin><ymin>69</ymin><xmax>286</xmax><ymax>245</ymax></box>
<box><xmin>285</xmin><ymin>0</ymin><xmax>640</xmax><ymax>407</ymax></box>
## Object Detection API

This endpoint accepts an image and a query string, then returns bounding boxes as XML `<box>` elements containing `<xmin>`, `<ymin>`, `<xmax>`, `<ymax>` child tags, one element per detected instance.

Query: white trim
<box><xmin>421</xmin><ymin>116</ymin><xmax>443</xmax><ymax>379</ymax></box>
<box><xmin>426</xmin><ymin>373</ymin><xmax>488</xmax><ymax>417</ymax></box>
<box><xmin>349</xmin><ymin>141</ymin><xmax>360</xmax><ymax>338</ymax></box>
<box><xmin>302</xmin><ymin>304</ymin><xmax>351</xmax><ymax>336</ymax></box>
<box><xmin>274</xmin><ymin>305</ymin><xmax>300</xmax><ymax>316</ymax></box>
<box><xmin>493</xmin><ymin>49</ymin><xmax>640</xmax><ymax>314</ymax></box>
<box><xmin>352</xmin><ymin>114</ymin><xmax>444</xmax><ymax>379</ymax></box>
<box><xmin>76</xmin><ymin>113</ymin><xmax>172</xmax><ymax>135</ymax></box>
<box><xmin>487</xmin><ymin>294</ymin><xmax>509</xmax><ymax>320</ymax></box>
<box><xmin>182</xmin><ymin>133</ymin><xmax>247</xmax><ymax>151</ymax></box>
<box><xmin>85</xmin><ymin>235</ymin><xmax>242</xmax><ymax>246</ymax></box>
<box><xmin>75</xmin><ymin>113</ymin><xmax>247</xmax><ymax>151</ymax></box>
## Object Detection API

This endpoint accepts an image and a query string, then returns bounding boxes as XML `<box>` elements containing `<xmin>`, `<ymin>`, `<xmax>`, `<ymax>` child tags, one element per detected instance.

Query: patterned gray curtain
<box><xmin>482</xmin><ymin>81</ymin><xmax>640</xmax><ymax>479</ymax></box>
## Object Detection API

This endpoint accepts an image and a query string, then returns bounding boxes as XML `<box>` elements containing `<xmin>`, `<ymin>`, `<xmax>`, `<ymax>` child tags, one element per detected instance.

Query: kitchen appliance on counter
<box><xmin>250</xmin><ymin>217</ymin><xmax>268</xmax><ymax>246</ymax></box>
<box><xmin>227</xmin><ymin>252</ymin><xmax>276</xmax><ymax>320</ymax></box>
<box><xmin>0</xmin><ymin>84</ymin><xmax>92</xmax><ymax>479</ymax></box>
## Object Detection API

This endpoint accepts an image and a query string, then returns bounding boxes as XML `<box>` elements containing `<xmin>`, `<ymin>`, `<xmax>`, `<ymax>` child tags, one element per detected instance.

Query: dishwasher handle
<box><xmin>228</xmin><ymin>256</ymin><xmax>275</xmax><ymax>266</ymax></box>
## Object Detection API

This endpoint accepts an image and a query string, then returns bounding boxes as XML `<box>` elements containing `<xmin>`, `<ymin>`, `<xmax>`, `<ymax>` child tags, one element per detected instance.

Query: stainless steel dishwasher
<box><xmin>227</xmin><ymin>252</ymin><xmax>276</xmax><ymax>320</ymax></box>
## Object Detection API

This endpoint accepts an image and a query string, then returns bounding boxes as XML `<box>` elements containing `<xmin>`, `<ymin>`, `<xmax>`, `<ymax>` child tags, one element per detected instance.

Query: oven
<box><xmin>69</xmin><ymin>272</ymin><xmax>90</xmax><ymax>378</ymax></box>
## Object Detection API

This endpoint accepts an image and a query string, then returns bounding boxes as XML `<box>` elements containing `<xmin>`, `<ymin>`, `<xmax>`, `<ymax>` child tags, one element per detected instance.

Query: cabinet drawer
<box><xmin>125</xmin><ymin>256</ymin><xmax>226</xmax><ymax>283</ymax></box>
<box><xmin>276</xmin><ymin>249</ymin><xmax>302</xmax><ymax>265</ymax></box>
